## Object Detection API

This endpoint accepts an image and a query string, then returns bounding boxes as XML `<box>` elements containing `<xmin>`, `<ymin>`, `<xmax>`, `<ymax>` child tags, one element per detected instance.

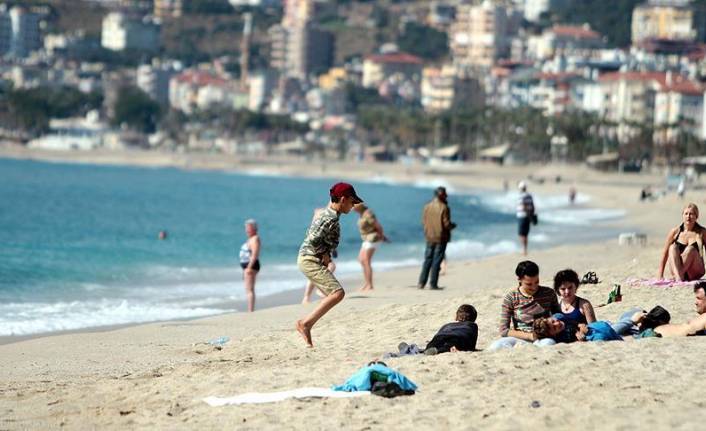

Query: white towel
<box><xmin>203</xmin><ymin>387</ymin><xmax>370</xmax><ymax>406</ymax></box>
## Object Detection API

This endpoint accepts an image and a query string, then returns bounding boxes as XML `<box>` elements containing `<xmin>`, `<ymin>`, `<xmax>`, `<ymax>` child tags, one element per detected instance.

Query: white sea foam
<box><xmin>0</xmin><ymin>299</ymin><xmax>231</xmax><ymax>336</ymax></box>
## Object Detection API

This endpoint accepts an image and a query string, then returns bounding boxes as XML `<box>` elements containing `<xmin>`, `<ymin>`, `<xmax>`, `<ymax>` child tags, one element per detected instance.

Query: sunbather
<box><xmin>654</xmin><ymin>282</ymin><xmax>706</xmax><ymax>337</ymax></box>
<box><xmin>658</xmin><ymin>203</ymin><xmax>706</xmax><ymax>281</ymax></box>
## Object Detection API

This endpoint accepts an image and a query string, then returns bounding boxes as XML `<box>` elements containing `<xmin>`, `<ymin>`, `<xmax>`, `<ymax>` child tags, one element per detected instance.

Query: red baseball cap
<box><xmin>330</xmin><ymin>182</ymin><xmax>363</xmax><ymax>203</ymax></box>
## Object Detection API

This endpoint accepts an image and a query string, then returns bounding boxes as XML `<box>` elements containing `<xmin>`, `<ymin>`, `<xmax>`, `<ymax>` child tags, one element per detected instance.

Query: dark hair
<box><xmin>435</xmin><ymin>186</ymin><xmax>447</xmax><ymax>197</ymax></box>
<box><xmin>638</xmin><ymin>306</ymin><xmax>671</xmax><ymax>332</ymax></box>
<box><xmin>456</xmin><ymin>304</ymin><xmax>477</xmax><ymax>322</ymax></box>
<box><xmin>532</xmin><ymin>318</ymin><xmax>552</xmax><ymax>339</ymax></box>
<box><xmin>330</xmin><ymin>195</ymin><xmax>341</xmax><ymax>203</ymax></box>
<box><xmin>695</xmin><ymin>281</ymin><xmax>706</xmax><ymax>295</ymax></box>
<box><xmin>553</xmin><ymin>269</ymin><xmax>580</xmax><ymax>293</ymax></box>
<box><xmin>515</xmin><ymin>260</ymin><xmax>539</xmax><ymax>278</ymax></box>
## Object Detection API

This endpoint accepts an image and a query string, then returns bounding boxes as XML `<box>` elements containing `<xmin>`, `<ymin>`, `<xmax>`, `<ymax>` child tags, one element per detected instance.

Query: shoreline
<box><xmin>3</xmin><ymin>146</ymin><xmax>704</xmax><ymax>429</ymax></box>
<box><xmin>1</xmin><ymin>150</ymin><xmax>638</xmax><ymax>344</ymax></box>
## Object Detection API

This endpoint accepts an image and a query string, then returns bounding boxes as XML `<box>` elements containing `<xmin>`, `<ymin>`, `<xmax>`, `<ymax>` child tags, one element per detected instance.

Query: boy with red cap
<box><xmin>296</xmin><ymin>182</ymin><xmax>363</xmax><ymax>347</ymax></box>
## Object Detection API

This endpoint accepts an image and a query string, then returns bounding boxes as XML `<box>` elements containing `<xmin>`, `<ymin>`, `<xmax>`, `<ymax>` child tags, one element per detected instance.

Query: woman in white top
<box><xmin>239</xmin><ymin>219</ymin><xmax>261</xmax><ymax>312</ymax></box>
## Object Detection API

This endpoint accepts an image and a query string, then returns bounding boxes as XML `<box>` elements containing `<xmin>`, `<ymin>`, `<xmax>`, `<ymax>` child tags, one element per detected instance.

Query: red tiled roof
<box><xmin>599</xmin><ymin>71</ymin><xmax>703</xmax><ymax>95</ymax></box>
<box><xmin>536</xmin><ymin>71</ymin><xmax>581</xmax><ymax>81</ymax></box>
<box><xmin>174</xmin><ymin>70</ymin><xmax>229</xmax><ymax>87</ymax></box>
<box><xmin>551</xmin><ymin>25</ymin><xmax>602</xmax><ymax>40</ymax></box>
<box><xmin>365</xmin><ymin>52</ymin><xmax>424</xmax><ymax>65</ymax></box>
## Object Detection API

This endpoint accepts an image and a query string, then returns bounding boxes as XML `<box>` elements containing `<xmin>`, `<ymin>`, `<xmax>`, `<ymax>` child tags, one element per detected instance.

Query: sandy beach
<box><xmin>2</xmin><ymin>146</ymin><xmax>705</xmax><ymax>430</ymax></box>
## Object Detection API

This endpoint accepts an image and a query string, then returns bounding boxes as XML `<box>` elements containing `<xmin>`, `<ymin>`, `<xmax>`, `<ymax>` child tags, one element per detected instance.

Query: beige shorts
<box><xmin>298</xmin><ymin>254</ymin><xmax>343</xmax><ymax>296</ymax></box>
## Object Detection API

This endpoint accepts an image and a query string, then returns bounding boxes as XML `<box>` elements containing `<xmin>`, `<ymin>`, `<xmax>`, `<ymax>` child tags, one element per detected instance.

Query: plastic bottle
<box><xmin>208</xmin><ymin>336</ymin><xmax>230</xmax><ymax>347</ymax></box>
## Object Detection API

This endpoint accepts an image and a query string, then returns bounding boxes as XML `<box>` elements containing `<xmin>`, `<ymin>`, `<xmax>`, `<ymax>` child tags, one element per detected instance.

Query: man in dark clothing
<box><xmin>425</xmin><ymin>304</ymin><xmax>478</xmax><ymax>354</ymax></box>
<box><xmin>418</xmin><ymin>187</ymin><xmax>456</xmax><ymax>289</ymax></box>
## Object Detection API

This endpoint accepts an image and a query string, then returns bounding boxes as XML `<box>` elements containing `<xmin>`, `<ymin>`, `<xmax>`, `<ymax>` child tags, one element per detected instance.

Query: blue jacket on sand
<box><xmin>584</xmin><ymin>321</ymin><xmax>623</xmax><ymax>342</ymax></box>
<box><xmin>332</xmin><ymin>363</ymin><xmax>418</xmax><ymax>392</ymax></box>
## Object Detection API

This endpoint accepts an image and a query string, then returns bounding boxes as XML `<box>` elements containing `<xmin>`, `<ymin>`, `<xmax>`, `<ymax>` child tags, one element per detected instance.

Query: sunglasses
<box><xmin>367</xmin><ymin>360</ymin><xmax>387</xmax><ymax>367</ymax></box>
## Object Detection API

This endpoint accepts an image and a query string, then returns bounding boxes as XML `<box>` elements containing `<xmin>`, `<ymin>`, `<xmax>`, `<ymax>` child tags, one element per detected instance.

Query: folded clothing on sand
<box><xmin>332</xmin><ymin>363</ymin><xmax>417</xmax><ymax>393</ymax></box>
<box><xmin>203</xmin><ymin>388</ymin><xmax>369</xmax><ymax>406</ymax></box>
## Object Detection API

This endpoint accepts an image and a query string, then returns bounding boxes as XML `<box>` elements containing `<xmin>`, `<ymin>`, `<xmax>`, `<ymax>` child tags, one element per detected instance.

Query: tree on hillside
<box><xmin>397</xmin><ymin>23</ymin><xmax>448</xmax><ymax>60</ymax></box>
<box><xmin>552</xmin><ymin>0</ymin><xmax>641</xmax><ymax>47</ymax></box>
<box><xmin>112</xmin><ymin>86</ymin><xmax>162</xmax><ymax>133</ymax></box>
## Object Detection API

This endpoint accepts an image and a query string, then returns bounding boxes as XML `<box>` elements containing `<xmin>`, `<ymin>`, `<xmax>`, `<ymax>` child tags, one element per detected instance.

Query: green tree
<box><xmin>552</xmin><ymin>0</ymin><xmax>641</xmax><ymax>47</ymax></box>
<box><xmin>112</xmin><ymin>86</ymin><xmax>162</xmax><ymax>133</ymax></box>
<box><xmin>397</xmin><ymin>23</ymin><xmax>448</xmax><ymax>60</ymax></box>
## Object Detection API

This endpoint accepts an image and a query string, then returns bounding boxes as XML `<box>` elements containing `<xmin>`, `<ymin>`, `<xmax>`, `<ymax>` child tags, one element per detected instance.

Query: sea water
<box><xmin>0</xmin><ymin>158</ymin><xmax>625</xmax><ymax>336</ymax></box>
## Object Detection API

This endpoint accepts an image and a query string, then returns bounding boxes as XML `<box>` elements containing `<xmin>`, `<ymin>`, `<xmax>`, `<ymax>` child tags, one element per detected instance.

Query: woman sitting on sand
<box><xmin>658</xmin><ymin>203</ymin><xmax>706</xmax><ymax>282</ymax></box>
<box><xmin>554</xmin><ymin>269</ymin><xmax>596</xmax><ymax>328</ymax></box>
<box><xmin>488</xmin><ymin>260</ymin><xmax>560</xmax><ymax>350</ymax></box>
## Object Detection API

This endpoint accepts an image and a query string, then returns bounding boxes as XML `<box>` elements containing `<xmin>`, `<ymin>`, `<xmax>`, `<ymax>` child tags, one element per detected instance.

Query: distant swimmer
<box><xmin>240</xmin><ymin>219</ymin><xmax>261</xmax><ymax>312</ymax></box>
<box><xmin>158</xmin><ymin>230</ymin><xmax>168</xmax><ymax>240</ymax></box>
<box><xmin>569</xmin><ymin>186</ymin><xmax>577</xmax><ymax>205</ymax></box>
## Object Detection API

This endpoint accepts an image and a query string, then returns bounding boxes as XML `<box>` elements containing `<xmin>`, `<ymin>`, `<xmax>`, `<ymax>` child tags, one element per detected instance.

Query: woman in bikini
<box><xmin>239</xmin><ymin>219</ymin><xmax>261</xmax><ymax>312</ymax></box>
<box><xmin>658</xmin><ymin>203</ymin><xmax>706</xmax><ymax>281</ymax></box>
<box><xmin>354</xmin><ymin>203</ymin><xmax>387</xmax><ymax>292</ymax></box>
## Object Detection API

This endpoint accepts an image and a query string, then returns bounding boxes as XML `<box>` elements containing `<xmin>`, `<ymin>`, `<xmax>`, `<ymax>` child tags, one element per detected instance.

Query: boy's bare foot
<box><xmin>296</xmin><ymin>320</ymin><xmax>313</xmax><ymax>347</ymax></box>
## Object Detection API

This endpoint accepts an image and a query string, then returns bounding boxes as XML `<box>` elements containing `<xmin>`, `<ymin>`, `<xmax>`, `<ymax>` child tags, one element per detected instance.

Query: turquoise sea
<box><xmin>0</xmin><ymin>158</ymin><xmax>626</xmax><ymax>336</ymax></box>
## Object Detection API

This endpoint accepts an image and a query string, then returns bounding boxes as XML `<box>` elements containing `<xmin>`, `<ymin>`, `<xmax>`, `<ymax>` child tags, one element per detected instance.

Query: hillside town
<box><xmin>2</xmin><ymin>0</ymin><xmax>706</xmax><ymax>169</ymax></box>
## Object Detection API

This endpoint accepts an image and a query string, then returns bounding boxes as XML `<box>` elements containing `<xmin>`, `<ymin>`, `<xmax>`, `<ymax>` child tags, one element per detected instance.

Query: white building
<box><xmin>27</xmin><ymin>111</ymin><xmax>109</xmax><ymax>151</ymax></box>
<box><xmin>169</xmin><ymin>69</ymin><xmax>247</xmax><ymax>113</ymax></box>
<box><xmin>421</xmin><ymin>64</ymin><xmax>483</xmax><ymax>113</ymax></box>
<box><xmin>632</xmin><ymin>0</ymin><xmax>695</xmax><ymax>44</ymax></box>
<box><xmin>229</xmin><ymin>0</ymin><xmax>281</xmax><ymax>7</ymax></box>
<box><xmin>137</xmin><ymin>61</ymin><xmax>180</xmax><ymax>105</ymax></box>
<box><xmin>0</xmin><ymin>6</ymin><xmax>42</xmax><ymax>57</ymax></box>
<box><xmin>450</xmin><ymin>0</ymin><xmax>517</xmax><ymax>70</ymax></box>
<box><xmin>101</xmin><ymin>12</ymin><xmax>160</xmax><ymax>52</ymax></box>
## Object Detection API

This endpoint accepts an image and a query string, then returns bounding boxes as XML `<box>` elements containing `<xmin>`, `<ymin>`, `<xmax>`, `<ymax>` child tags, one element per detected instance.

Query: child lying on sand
<box><xmin>389</xmin><ymin>304</ymin><xmax>478</xmax><ymax>356</ymax></box>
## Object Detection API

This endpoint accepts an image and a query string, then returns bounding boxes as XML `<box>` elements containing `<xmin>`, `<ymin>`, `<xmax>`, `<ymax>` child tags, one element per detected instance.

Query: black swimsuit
<box><xmin>675</xmin><ymin>241</ymin><xmax>699</xmax><ymax>254</ymax></box>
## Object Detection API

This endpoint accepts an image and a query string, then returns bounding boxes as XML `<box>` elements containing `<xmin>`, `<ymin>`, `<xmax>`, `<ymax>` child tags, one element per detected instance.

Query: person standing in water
<box><xmin>239</xmin><ymin>219</ymin><xmax>261</xmax><ymax>312</ymax></box>
<box><xmin>296</xmin><ymin>182</ymin><xmax>363</xmax><ymax>347</ymax></box>
<box><xmin>354</xmin><ymin>203</ymin><xmax>388</xmax><ymax>292</ymax></box>
<box><xmin>516</xmin><ymin>181</ymin><xmax>536</xmax><ymax>255</ymax></box>
<box><xmin>418</xmin><ymin>186</ymin><xmax>455</xmax><ymax>290</ymax></box>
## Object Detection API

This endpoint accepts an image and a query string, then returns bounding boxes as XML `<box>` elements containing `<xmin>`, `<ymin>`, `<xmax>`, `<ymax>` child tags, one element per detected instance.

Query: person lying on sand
<box><xmin>390</xmin><ymin>304</ymin><xmax>478</xmax><ymax>357</ymax></box>
<box><xmin>533</xmin><ymin>303</ymin><xmax>675</xmax><ymax>343</ymax></box>
<box><xmin>423</xmin><ymin>304</ymin><xmax>478</xmax><ymax>355</ymax></box>
<box><xmin>654</xmin><ymin>282</ymin><xmax>706</xmax><ymax>337</ymax></box>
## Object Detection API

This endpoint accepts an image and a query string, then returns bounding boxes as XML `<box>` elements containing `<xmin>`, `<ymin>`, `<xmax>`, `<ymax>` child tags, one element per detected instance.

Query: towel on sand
<box><xmin>625</xmin><ymin>278</ymin><xmax>698</xmax><ymax>288</ymax></box>
<box><xmin>203</xmin><ymin>387</ymin><xmax>370</xmax><ymax>406</ymax></box>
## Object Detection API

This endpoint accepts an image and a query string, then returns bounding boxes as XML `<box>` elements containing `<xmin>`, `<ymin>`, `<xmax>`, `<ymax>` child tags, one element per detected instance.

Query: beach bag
<box><xmin>531</xmin><ymin>213</ymin><xmax>538</xmax><ymax>225</ymax></box>
<box><xmin>639</xmin><ymin>306</ymin><xmax>670</xmax><ymax>332</ymax></box>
